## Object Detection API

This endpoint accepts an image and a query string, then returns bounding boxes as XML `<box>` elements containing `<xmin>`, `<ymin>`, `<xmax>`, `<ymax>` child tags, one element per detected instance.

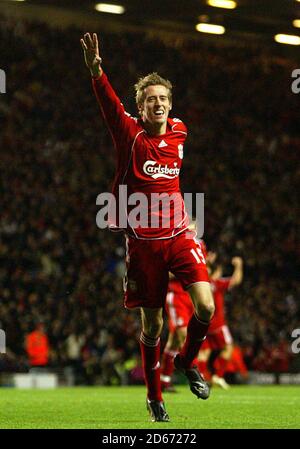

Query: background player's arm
<box><xmin>228</xmin><ymin>257</ymin><xmax>243</xmax><ymax>290</ymax></box>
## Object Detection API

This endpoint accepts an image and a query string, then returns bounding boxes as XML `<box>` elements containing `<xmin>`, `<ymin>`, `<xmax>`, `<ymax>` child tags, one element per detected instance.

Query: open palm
<box><xmin>80</xmin><ymin>33</ymin><xmax>102</xmax><ymax>75</ymax></box>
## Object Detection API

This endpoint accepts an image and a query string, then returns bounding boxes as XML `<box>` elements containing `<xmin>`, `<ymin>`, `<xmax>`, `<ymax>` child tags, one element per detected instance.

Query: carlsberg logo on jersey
<box><xmin>143</xmin><ymin>160</ymin><xmax>180</xmax><ymax>179</ymax></box>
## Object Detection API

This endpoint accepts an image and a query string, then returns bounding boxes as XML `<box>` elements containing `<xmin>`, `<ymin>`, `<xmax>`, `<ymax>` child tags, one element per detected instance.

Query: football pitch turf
<box><xmin>0</xmin><ymin>385</ymin><xmax>299</xmax><ymax>429</ymax></box>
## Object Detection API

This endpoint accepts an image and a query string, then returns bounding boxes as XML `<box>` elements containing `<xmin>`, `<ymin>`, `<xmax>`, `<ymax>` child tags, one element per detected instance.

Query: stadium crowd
<box><xmin>0</xmin><ymin>15</ymin><xmax>299</xmax><ymax>383</ymax></box>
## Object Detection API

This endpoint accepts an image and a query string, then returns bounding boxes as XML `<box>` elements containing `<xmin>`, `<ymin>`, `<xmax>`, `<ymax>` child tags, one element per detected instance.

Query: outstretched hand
<box><xmin>80</xmin><ymin>33</ymin><xmax>102</xmax><ymax>77</ymax></box>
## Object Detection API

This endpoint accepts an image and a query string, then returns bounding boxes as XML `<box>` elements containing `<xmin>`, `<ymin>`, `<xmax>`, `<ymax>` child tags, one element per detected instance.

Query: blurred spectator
<box><xmin>25</xmin><ymin>322</ymin><xmax>50</xmax><ymax>368</ymax></box>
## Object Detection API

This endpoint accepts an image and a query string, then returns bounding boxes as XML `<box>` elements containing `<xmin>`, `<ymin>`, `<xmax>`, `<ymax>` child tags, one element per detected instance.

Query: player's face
<box><xmin>139</xmin><ymin>85</ymin><xmax>172</xmax><ymax>126</ymax></box>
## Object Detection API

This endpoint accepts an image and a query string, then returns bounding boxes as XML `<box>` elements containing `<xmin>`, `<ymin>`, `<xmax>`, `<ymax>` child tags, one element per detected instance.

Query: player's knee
<box><xmin>206</xmin><ymin>301</ymin><xmax>215</xmax><ymax>319</ymax></box>
<box><xmin>195</xmin><ymin>300</ymin><xmax>215</xmax><ymax>322</ymax></box>
<box><xmin>189</xmin><ymin>283</ymin><xmax>215</xmax><ymax>321</ymax></box>
<box><xmin>143</xmin><ymin>318</ymin><xmax>163</xmax><ymax>338</ymax></box>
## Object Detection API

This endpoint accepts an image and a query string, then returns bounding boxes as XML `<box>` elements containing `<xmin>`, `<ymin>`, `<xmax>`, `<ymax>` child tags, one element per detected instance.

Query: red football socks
<box><xmin>178</xmin><ymin>314</ymin><xmax>210</xmax><ymax>369</ymax></box>
<box><xmin>161</xmin><ymin>349</ymin><xmax>177</xmax><ymax>385</ymax></box>
<box><xmin>215</xmin><ymin>356</ymin><xmax>228</xmax><ymax>378</ymax></box>
<box><xmin>140</xmin><ymin>332</ymin><xmax>162</xmax><ymax>401</ymax></box>
<box><xmin>197</xmin><ymin>360</ymin><xmax>211</xmax><ymax>381</ymax></box>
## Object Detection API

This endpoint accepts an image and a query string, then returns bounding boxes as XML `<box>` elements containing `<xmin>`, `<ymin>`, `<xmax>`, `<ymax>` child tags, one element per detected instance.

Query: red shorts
<box><xmin>201</xmin><ymin>325</ymin><xmax>233</xmax><ymax>351</ymax></box>
<box><xmin>124</xmin><ymin>230</ymin><xmax>209</xmax><ymax>309</ymax></box>
<box><xmin>165</xmin><ymin>288</ymin><xmax>194</xmax><ymax>332</ymax></box>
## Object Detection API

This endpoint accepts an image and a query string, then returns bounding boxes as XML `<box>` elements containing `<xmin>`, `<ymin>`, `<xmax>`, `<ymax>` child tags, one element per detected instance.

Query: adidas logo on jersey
<box><xmin>158</xmin><ymin>140</ymin><xmax>168</xmax><ymax>148</ymax></box>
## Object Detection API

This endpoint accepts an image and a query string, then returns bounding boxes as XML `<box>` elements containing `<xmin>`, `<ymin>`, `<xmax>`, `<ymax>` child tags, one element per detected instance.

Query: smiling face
<box><xmin>138</xmin><ymin>85</ymin><xmax>172</xmax><ymax>135</ymax></box>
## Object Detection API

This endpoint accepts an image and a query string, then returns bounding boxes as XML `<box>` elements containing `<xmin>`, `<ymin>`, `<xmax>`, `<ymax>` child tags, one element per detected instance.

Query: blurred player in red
<box><xmin>214</xmin><ymin>345</ymin><xmax>249</xmax><ymax>384</ymax></box>
<box><xmin>198</xmin><ymin>252</ymin><xmax>243</xmax><ymax>389</ymax></box>
<box><xmin>81</xmin><ymin>33</ymin><xmax>215</xmax><ymax>422</ymax></box>
<box><xmin>161</xmin><ymin>247</ymin><xmax>243</xmax><ymax>391</ymax></box>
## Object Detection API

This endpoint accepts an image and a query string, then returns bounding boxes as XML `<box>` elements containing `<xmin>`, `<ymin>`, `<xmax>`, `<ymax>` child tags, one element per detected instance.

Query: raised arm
<box><xmin>228</xmin><ymin>256</ymin><xmax>243</xmax><ymax>290</ymax></box>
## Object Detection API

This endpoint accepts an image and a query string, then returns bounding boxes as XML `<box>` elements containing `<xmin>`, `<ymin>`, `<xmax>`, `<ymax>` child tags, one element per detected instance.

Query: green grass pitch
<box><xmin>0</xmin><ymin>385</ymin><xmax>300</xmax><ymax>429</ymax></box>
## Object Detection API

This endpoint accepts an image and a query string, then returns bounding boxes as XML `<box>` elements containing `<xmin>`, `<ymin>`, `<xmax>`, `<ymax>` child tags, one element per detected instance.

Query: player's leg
<box><xmin>208</xmin><ymin>349</ymin><xmax>222</xmax><ymax>374</ymax></box>
<box><xmin>161</xmin><ymin>327</ymin><xmax>186</xmax><ymax>391</ymax></box>
<box><xmin>141</xmin><ymin>307</ymin><xmax>164</xmax><ymax>339</ymax></box>
<box><xmin>161</xmin><ymin>286</ymin><xmax>193</xmax><ymax>391</ymax></box>
<box><xmin>177</xmin><ymin>281</ymin><xmax>215</xmax><ymax>369</ymax></box>
<box><xmin>210</xmin><ymin>326</ymin><xmax>233</xmax><ymax>389</ymax></box>
<box><xmin>140</xmin><ymin>307</ymin><xmax>169</xmax><ymax>421</ymax></box>
<box><xmin>197</xmin><ymin>347</ymin><xmax>211</xmax><ymax>380</ymax></box>
<box><xmin>212</xmin><ymin>343</ymin><xmax>234</xmax><ymax>389</ymax></box>
<box><xmin>123</xmin><ymin>236</ymin><xmax>169</xmax><ymax>421</ymax></box>
<box><xmin>173</xmin><ymin>282</ymin><xmax>214</xmax><ymax>399</ymax></box>
<box><xmin>167</xmin><ymin>231</ymin><xmax>215</xmax><ymax>399</ymax></box>
<box><xmin>140</xmin><ymin>306</ymin><xmax>164</xmax><ymax>402</ymax></box>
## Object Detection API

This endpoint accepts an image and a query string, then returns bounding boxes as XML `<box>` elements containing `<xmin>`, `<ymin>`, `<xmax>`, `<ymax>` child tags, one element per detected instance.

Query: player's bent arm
<box><xmin>228</xmin><ymin>257</ymin><xmax>243</xmax><ymax>289</ymax></box>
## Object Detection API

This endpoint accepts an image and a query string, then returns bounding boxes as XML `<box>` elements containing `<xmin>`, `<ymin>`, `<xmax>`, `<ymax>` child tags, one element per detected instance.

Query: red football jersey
<box><xmin>210</xmin><ymin>277</ymin><xmax>231</xmax><ymax>331</ymax></box>
<box><xmin>92</xmin><ymin>73</ymin><xmax>189</xmax><ymax>239</ymax></box>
